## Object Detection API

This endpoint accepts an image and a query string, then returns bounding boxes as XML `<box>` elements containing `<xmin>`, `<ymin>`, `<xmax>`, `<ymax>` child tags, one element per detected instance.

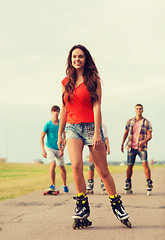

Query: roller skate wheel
<box><xmin>73</xmin><ymin>219</ymin><xmax>92</xmax><ymax>229</ymax></box>
<box><xmin>125</xmin><ymin>189</ymin><xmax>132</xmax><ymax>195</ymax></box>
<box><xmin>121</xmin><ymin>219</ymin><xmax>132</xmax><ymax>228</ymax></box>
<box><xmin>73</xmin><ymin>220</ymin><xmax>80</xmax><ymax>230</ymax></box>
<box><xmin>81</xmin><ymin>220</ymin><xmax>86</xmax><ymax>228</ymax></box>
<box><xmin>81</xmin><ymin>218</ymin><xmax>92</xmax><ymax>228</ymax></box>
<box><xmin>102</xmin><ymin>190</ymin><xmax>108</xmax><ymax>195</ymax></box>
<box><xmin>126</xmin><ymin>220</ymin><xmax>132</xmax><ymax>228</ymax></box>
<box><xmin>72</xmin><ymin>221</ymin><xmax>77</xmax><ymax>230</ymax></box>
<box><xmin>87</xmin><ymin>190</ymin><xmax>94</xmax><ymax>194</ymax></box>
<box><xmin>85</xmin><ymin>219</ymin><xmax>92</xmax><ymax>227</ymax></box>
<box><xmin>147</xmin><ymin>191</ymin><xmax>151</xmax><ymax>196</ymax></box>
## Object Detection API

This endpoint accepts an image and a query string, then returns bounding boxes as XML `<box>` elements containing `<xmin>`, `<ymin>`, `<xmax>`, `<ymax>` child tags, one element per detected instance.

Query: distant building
<box><xmin>120</xmin><ymin>162</ymin><xmax>126</xmax><ymax>166</ymax></box>
<box><xmin>32</xmin><ymin>159</ymin><xmax>44</xmax><ymax>164</ymax></box>
<box><xmin>0</xmin><ymin>158</ymin><xmax>6</xmax><ymax>163</ymax></box>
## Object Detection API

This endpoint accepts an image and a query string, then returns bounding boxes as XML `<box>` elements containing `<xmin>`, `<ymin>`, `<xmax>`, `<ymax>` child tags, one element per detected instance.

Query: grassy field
<box><xmin>0</xmin><ymin>162</ymin><xmax>163</xmax><ymax>202</ymax></box>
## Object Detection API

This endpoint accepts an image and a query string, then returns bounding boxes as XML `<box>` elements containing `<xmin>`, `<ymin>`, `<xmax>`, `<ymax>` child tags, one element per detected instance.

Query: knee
<box><xmin>143</xmin><ymin>162</ymin><xmax>149</xmax><ymax>168</ymax></box>
<box><xmin>60</xmin><ymin>166</ymin><xmax>66</xmax><ymax>174</ymax></box>
<box><xmin>97</xmin><ymin>168</ymin><xmax>109</xmax><ymax>179</ymax></box>
<box><xmin>50</xmin><ymin>161</ymin><xmax>56</xmax><ymax>169</ymax></box>
<box><xmin>72</xmin><ymin>164</ymin><xmax>83</xmax><ymax>174</ymax></box>
<box><xmin>102</xmin><ymin>170</ymin><xmax>109</xmax><ymax>179</ymax></box>
<box><xmin>127</xmin><ymin>164</ymin><xmax>133</xmax><ymax>170</ymax></box>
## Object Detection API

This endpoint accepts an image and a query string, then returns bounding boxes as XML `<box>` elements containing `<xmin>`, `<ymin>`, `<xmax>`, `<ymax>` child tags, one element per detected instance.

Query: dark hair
<box><xmin>135</xmin><ymin>104</ymin><xmax>143</xmax><ymax>109</ymax></box>
<box><xmin>63</xmin><ymin>44</ymin><xmax>100</xmax><ymax>105</ymax></box>
<box><xmin>51</xmin><ymin>105</ymin><xmax>60</xmax><ymax>112</ymax></box>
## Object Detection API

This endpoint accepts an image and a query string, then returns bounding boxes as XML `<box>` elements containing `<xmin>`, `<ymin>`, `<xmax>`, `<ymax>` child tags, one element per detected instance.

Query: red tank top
<box><xmin>62</xmin><ymin>77</ymin><xmax>94</xmax><ymax>124</ymax></box>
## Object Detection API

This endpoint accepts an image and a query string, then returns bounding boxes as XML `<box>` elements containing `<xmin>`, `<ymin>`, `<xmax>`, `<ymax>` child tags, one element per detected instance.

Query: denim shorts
<box><xmin>127</xmin><ymin>148</ymin><xmax>148</xmax><ymax>165</ymax></box>
<box><xmin>65</xmin><ymin>122</ymin><xmax>105</xmax><ymax>145</ymax></box>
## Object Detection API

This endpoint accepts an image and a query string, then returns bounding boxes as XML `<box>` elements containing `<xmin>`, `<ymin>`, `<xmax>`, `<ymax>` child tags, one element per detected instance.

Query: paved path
<box><xmin>0</xmin><ymin>167</ymin><xmax>165</xmax><ymax>240</ymax></box>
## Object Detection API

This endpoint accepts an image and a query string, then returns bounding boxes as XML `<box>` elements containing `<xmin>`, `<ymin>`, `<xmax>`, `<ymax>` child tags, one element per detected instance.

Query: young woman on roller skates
<box><xmin>57</xmin><ymin>44</ymin><xmax>131</xmax><ymax>229</ymax></box>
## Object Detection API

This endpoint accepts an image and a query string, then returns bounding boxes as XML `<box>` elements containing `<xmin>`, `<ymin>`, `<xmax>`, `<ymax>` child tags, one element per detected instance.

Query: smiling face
<box><xmin>135</xmin><ymin>105</ymin><xmax>143</xmax><ymax>118</ymax></box>
<box><xmin>71</xmin><ymin>48</ymin><xmax>86</xmax><ymax>70</ymax></box>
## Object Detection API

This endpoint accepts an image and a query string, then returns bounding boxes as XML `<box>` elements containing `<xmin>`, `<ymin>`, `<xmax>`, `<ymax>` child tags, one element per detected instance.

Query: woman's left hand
<box><xmin>93</xmin><ymin>132</ymin><xmax>102</xmax><ymax>150</ymax></box>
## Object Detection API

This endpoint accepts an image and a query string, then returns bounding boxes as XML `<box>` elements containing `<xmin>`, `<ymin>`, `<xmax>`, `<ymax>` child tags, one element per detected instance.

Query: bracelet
<box><xmin>121</xmin><ymin>144</ymin><xmax>124</xmax><ymax>146</ymax></box>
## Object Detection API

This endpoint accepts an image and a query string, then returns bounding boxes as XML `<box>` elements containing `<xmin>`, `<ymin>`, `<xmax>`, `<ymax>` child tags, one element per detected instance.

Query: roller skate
<box><xmin>124</xmin><ymin>179</ymin><xmax>133</xmax><ymax>195</ymax></box>
<box><xmin>109</xmin><ymin>194</ymin><xmax>132</xmax><ymax>228</ymax></box>
<box><xmin>100</xmin><ymin>179</ymin><xmax>107</xmax><ymax>195</ymax></box>
<box><xmin>86</xmin><ymin>179</ymin><xmax>94</xmax><ymax>194</ymax></box>
<box><xmin>72</xmin><ymin>193</ymin><xmax>92</xmax><ymax>230</ymax></box>
<box><xmin>146</xmin><ymin>179</ymin><xmax>153</xmax><ymax>196</ymax></box>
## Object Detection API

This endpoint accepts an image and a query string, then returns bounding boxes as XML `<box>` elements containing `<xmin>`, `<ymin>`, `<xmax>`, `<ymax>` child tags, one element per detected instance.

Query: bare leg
<box><xmin>88</xmin><ymin>151</ymin><xmax>94</xmax><ymax>179</ymax></box>
<box><xmin>59</xmin><ymin>165</ymin><xmax>66</xmax><ymax>186</ymax></box>
<box><xmin>67</xmin><ymin>139</ymin><xmax>86</xmax><ymax>194</ymax></box>
<box><xmin>49</xmin><ymin>161</ymin><xmax>56</xmax><ymax>185</ymax></box>
<box><xmin>88</xmin><ymin>169</ymin><xmax>94</xmax><ymax>179</ymax></box>
<box><xmin>89</xmin><ymin>144</ymin><xmax>116</xmax><ymax>195</ymax></box>
<box><xmin>142</xmin><ymin>161</ymin><xmax>151</xmax><ymax>179</ymax></box>
<box><xmin>126</xmin><ymin>165</ymin><xmax>133</xmax><ymax>179</ymax></box>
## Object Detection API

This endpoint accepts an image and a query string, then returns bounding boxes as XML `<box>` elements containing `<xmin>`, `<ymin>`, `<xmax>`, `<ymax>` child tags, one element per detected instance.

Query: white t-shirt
<box><xmin>102</xmin><ymin>124</ymin><xmax>108</xmax><ymax>138</ymax></box>
<box><xmin>131</xmin><ymin>120</ymin><xmax>142</xmax><ymax>149</ymax></box>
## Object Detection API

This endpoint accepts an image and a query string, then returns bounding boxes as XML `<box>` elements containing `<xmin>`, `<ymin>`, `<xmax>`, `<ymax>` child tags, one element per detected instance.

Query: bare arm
<box><xmin>40</xmin><ymin>131</ymin><xmax>47</xmax><ymax>158</ymax></box>
<box><xmin>105</xmin><ymin>137</ymin><xmax>110</xmax><ymax>155</ymax></box>
<box><xmin>121</xmin><ymin>129</ymin><xmax>129</xmax><ymax>153</ymax></box>
<box><xmin>58</xmin><ymin>85</ymin><xmax>67</xmax><ymax>154</ymax></box>
<box><xmin>93</xmin><ymin>79</ymin><xmax>102</xmax><ymax>150</ymax></box>
<box><xmin>139</xmin><ymin>131</ymin><xmax>152</xmax><ymax>147</ymax></box>
<box><xmin>63</xmin><ymin>130</ymin><xmax>66</xmax><ymax>148</ymax></box>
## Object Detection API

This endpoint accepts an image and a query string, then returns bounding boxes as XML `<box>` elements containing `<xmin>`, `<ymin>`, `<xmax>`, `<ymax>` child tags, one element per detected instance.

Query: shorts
<box><xmin>127</xmin><ymin>148</ymin><xmax>148</xmax><ymax>165</ymax></box>
<box><xmin>45</xmin><ymin>146</ymin><xmax>64</xmax><ymax>166</ymax></box>
<box><xmin>65</xmin><ymin>122</ymin><xmax>105</xmax><ymax>145</ymax></box>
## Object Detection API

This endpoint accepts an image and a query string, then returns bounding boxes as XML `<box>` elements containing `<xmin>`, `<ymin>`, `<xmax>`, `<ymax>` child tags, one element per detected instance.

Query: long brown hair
<box><xmin>63</xmin><ymin>44</ymin><xmax>100</xmax><ymax>105</ymax></box>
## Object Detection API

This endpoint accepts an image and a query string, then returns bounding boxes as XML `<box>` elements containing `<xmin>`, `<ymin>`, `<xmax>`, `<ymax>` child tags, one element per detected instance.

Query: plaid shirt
<box><xmin>125</xmin><ymin>117</ymin><xmax>152</xmax><ymax>152</ymax></box>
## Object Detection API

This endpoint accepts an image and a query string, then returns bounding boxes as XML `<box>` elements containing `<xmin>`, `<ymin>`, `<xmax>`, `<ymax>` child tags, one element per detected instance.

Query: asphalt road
<box><xmin>0</xmin><ymin>167</ymin><xmax>165</xmax><ymax>240</ymax></box>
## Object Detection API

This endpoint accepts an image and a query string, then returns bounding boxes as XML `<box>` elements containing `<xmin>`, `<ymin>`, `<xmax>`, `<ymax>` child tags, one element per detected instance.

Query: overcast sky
<box><xmin>0</xmin><ymin>0</ymin><xmax>164</xmax><ymax>164</ymax></box>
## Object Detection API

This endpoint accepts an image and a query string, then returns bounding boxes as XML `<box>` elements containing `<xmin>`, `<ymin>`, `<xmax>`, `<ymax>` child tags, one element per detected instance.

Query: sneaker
<box><xmin>48</xmin><ymin>184</ymin><xmax>55</xmax><ymax>191</ymax></box>
<box><xmin>63</xmin><ymin>185</ymin><xmax>69</xmax><ymax>193</ymax></box>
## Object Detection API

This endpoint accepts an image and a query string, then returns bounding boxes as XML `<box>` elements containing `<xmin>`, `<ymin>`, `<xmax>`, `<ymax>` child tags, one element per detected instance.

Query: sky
<box><xmin>0</xmin><ymin>0</ymin><xmax>165</xmax><ymax>164</ymax></box>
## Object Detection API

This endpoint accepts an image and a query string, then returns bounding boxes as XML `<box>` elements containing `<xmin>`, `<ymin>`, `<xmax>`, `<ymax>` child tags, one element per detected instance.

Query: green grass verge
<box><xmin>0</xmin><ymin>162</ymin><xmax>163</xmax><ymax>202</ymax></box>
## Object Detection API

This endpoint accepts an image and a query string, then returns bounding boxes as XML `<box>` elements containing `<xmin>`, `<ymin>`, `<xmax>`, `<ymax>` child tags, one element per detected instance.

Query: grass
<box><xmin>0</xmin><ymin>162</ymin><xmax>163</xmax><ymax>202</ymax></box>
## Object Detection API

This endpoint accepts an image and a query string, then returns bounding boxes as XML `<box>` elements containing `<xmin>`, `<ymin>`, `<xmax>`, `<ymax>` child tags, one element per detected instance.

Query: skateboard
<box><xmin>43</xmin><ymin>189</ymin><xmax>59</xmax><ymax>196</ymax></box>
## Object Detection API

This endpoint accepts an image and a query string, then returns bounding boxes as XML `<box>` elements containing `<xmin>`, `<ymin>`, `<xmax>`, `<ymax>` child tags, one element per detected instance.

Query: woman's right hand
<box><xmin>93</xmin><ymin>132</ymin><xmax>102</xmax><ymax>150</ymax></box>
<box><xmin>58</xmin><ymin>135</ymin><xmax>64</xmax><ymax>156</ymax></box>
